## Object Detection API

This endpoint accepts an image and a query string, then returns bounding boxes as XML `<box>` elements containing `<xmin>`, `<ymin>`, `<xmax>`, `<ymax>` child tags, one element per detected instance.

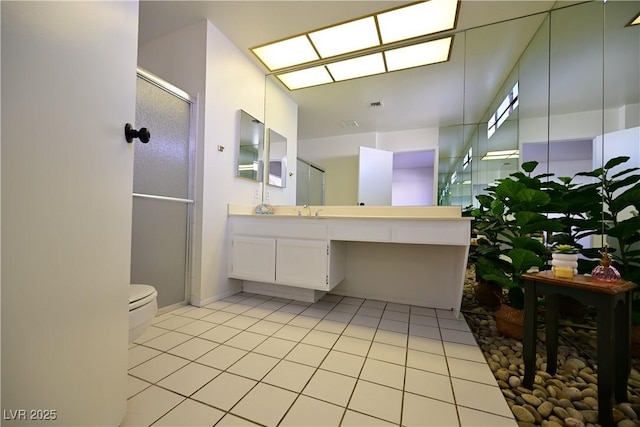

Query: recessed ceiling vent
<box><xmin>368</xmin><ymin>101</ymin><xmax>384</xmax><ymax>108</ymax></box>
<box><xmin>340</xmin><ymin>120</ymin><xmax>360</xmax><ymax>129</ymax></box>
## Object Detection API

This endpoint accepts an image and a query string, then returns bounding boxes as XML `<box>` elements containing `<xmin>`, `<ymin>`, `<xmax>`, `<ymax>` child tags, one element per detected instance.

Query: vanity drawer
<box><xmin>230</xmin><ymin>217</ymin><xmax>327</xmax><ymax>240</ymax></box>
<box><xmin>391</xmin><ymin>220</ymin><xmax>470</xmax><ymax>245</ymax></box>
<box><xmin>328</xmin><ymin>220</ymin><xmax>391</xmax><ymax>242</ymax></box>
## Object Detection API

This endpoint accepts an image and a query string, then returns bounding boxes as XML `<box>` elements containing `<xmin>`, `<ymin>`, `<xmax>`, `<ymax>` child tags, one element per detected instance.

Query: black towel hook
<box><xmin>124</xmin><ymin>123</ymin><xmax>150</xmax><ymax>143</ymax></box>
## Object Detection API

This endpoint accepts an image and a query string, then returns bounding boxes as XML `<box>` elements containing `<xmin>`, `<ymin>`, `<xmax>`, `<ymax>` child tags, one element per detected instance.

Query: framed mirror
<box><xmin>266</xmin><ymin>128</ymin><xmax>287</xmax><ymax>187</ymax></box>
<box><xmin>237</xmin><ymin>110</ymin><xmax>264</xmax><ymax>182</ymax></box>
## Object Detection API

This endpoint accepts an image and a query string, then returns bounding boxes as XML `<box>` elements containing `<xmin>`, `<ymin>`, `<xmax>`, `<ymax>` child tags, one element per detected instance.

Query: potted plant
<box><xmin>472</xmin><ymin>161</ymin><xmax>563</xmax><ymax>339</ymax></box>
<box><xmin>550</xmin><ymin>244</ymin><xmax>580</xmax><ymax>276</ymax></box>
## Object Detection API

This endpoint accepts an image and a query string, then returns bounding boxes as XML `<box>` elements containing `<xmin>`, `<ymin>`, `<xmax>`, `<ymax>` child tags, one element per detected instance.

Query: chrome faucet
<box><xmin>296</xmin><ymin>204</ymin><xmax>311</xmax><ymax>216</ymax></box>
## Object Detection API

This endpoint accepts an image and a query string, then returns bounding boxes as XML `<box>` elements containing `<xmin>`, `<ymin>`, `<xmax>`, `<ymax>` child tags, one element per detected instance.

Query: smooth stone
<box><xmin>566</xmin><ymin>358</ymin><xmax>586</xmax><ymax>370</ymax></box>
<box><xmin>581</xmin><ymin>388</ymin><xmax>598</xmax><ymax>399</ymax></box>
<box><xmin>564</xmin><ymin>417</ymin><xmax>586</xmax><ymax>427</ymax></box>
<box><xmin>502</xmin><ymin>389</ymin><xmax>517</xmax><ymax>399</ymax></box>
<box><xmin>509</xmin><ymin>376</ymin><xmax>522</xmax><ymax>388</ymax></box>
<box><xmin>523</xmin><ymin>404</ymin><xmax>543</xmax><ymax>424</ymax></box>
<box><xmin>538</xmin><ymin>371</ymin><xmax>553</xmax><ymax>380</ymax></box>
<box><xmin>563</xmin><ymin>386</ymin><xmax>582</xmax><ymax>401</ymax></box>
<box><xmin>580</xmin><ymin>410</ymin><xmax>599</xmax><ymax>423</ymax></box>
<box><xmin>533</xmin><ymin>389</ymin><xmax>548</xmax><ymax>399</ymax></box>
<box><xmin>567</xmin><ymin>407</ymin><xmax>585</xmax><ymax>421</ymax></box>
<box><xmin>579</xmin><ymin>371</ymin><xmax>597</xmax><ymax>384</ymax></box>
<box><xmin>553</xmin><ymin>406</ymin><xmax>571</xmax><ymax>420</ymax></box>
<box><xmin>512</xmin><ymin>405</ymin><xmax>536</xmax><ymax>423</ymax></box>
<box><xmin>522</xmin><ymin>393</ymin><xmax>542</xmax><ymax>407</ymax></box>
<box><xmin>558</xmin><ymin>398</ymin><xmax>575</xmax><ymax>409</ymax></box>
<box><xmin>547</xmin><ymin>385</ymin><xmax>559</xmax><ymax>398</ymax></box>
<box><xmin>489</xmin><ymin>361</ymin><xmax>502</xmax><ymax>372</ymax></box>
<box><xmin>583</xmin><ymin>396</ymin><xmax>598</xmax><ymax>409</ymax></box>
<box><xmin>613</xmin><ymin>408</ymin><xmax>626</xmax><ymax>424</ymax></box>
<box><xmin>618</xmin><ymin>403</ymin><xmax>638</xmax><ymax>420</ymax></box>
<box><xmin>542</xmin><ymin>422</ymin><xmax>563</xmax><ymax>427</ymax></box>
<box><xmin>574</xmin><ymin>401</ymin><xmax>592</xmax><ymax>411</ymax></box>
<box><xmin>616</xmin><ymin>420</ymin><xmax>637</xmax><ymax>427</ymax></box>
<box><xmin>497</xmin><ymin>380</ymin><xmax>510</xmax><ymax>389</ymax></box>
<box><xmin>538</xmin><ymin>401</ymin><xmax>555</xmax><ymax>418</ymax></box>
<box><xmin>496</xmin><ymin>368</ymin><xmax>510</xmax><ymax>381</ymax></box>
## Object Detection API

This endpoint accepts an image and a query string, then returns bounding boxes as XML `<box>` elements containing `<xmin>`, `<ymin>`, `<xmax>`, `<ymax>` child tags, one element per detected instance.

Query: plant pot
<box><xmin>475</xmin><ymin>280</ymin><xmax>501</xmax><ymax>306</ymax></box>
<box><xmin>552</xmin><ymin>253</ymin><xmax>579</xmax><ymax>276</ymax></box>
<box><xmin>495</xmin><ymin>304</ymin><xmax>525</xmax><ymax>340</ymax></box>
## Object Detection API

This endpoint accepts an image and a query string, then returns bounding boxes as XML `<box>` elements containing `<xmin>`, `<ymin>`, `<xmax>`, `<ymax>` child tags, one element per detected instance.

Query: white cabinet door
<box><xmin>231</xmin><ymin>236</ymin><xmax>276</xmax><ymax>283</ymax></box>
<box><xmin>276</xmin><ymin>239</ymin><xmax>328</xmax><ymax>289</ymax></box>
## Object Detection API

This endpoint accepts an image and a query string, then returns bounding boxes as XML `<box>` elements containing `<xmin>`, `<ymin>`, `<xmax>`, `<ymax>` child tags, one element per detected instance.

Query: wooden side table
<box><xmin>522</xmin><ymin>271</ymin><xmax>637</xmax><ymax>427</ymax></box>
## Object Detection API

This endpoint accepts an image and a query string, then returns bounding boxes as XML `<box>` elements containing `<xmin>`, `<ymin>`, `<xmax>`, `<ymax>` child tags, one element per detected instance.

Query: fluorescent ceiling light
<box><xmin>385</xmin><ymin>37</ymin><xmax>452</xmax><ymax>71</ymax></box>
<box><xmin>481</xmin><ymin>150</ymin><xmax>520</xmax><ymax>160</ymax></box>
<box><xmin>377</xmin><ymin>0</ymin><xmax>458</xmax><ymax>44</ymax></box>
<box><xmin>309</xmin><ymin>17</ymin><xmax>380</xmax><ymax>58</ymax></box>
<box><xmin>326</xmin><ymin>53</ymin><xmax>386</xmax><ymax>81</ymax></box>
<box><xmin>276</xmin><ymin>66</ymin><xmax>333</xmax><ymax>90</ymax></box>
<box><xmin>252</xmin><ymin>35</ymin><xmax>318</xmax><ymax>71</ymax></box>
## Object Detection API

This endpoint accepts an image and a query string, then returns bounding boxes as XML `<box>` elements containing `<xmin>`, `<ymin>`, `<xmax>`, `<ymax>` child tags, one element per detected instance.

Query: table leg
<box><xmin>545</xmin><ymin>294</ymin><xmax>559</xmax><ymax>375</ymax></box>
<box><xmin>597</xmin><ymin>298</ymin><xmax>615</xmax><ymax>427</ymax></box>
<box><xmin>523</xmin><ymin>281</ymin><xmax>537</xmax><ymax>389</ymax></box>
<box><xmin>614</xmin><ymin>296</ymin><xmax>631</xmax><ymax>403</ymax></box>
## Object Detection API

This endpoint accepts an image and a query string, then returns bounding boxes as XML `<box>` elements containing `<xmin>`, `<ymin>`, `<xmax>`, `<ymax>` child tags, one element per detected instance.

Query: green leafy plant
<box><xmin>472</xmin><ymin>161</ymin><xmax>563</xmax><ymax>309</ymax></box>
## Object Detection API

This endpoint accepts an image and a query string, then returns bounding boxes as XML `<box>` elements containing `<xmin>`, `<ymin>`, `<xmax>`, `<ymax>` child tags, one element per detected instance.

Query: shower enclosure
<box><xmin>131</xmin><ymin>69</ymin><xmax>194</xmax><ymax>309</ymax></box>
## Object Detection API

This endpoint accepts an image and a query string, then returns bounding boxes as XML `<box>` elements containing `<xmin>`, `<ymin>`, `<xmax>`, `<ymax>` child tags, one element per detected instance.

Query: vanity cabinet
<box><xmin>228</xmin><ymin>217</ymin><xmax>344</xmax><ymax>293</ymax></box>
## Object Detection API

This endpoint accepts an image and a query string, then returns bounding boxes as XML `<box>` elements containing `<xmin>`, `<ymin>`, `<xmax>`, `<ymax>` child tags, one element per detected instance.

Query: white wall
<box><xmin>139</xmin><ymin>20</ymin><xmax>297</xmax><ymax>306</ymax></box>
<box><xmin>2</xmin><ymin>2</ymin><xmax>138</xmax><ymax>425</ymax></box>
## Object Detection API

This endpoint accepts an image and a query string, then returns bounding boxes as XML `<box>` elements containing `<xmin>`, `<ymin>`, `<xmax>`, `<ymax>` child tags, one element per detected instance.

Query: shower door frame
<box><xmin>133</xmin><ymin>68</ymin><xmax>197</xmax><ymax>312</ymax></box>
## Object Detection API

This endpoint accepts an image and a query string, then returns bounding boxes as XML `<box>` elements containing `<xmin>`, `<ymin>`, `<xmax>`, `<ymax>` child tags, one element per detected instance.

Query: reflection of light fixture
<box><xmin>239</xmin><ymin>162</ymin><xmax>259</xmax><ymax>171</ymax></box>
<box><xmin>627</xmin><ymin>11</ymin><xmax>640</xmax><ymax>27</ymax></box>
<box><xmin>252</xmin><ymin>0</ymin><xmax>459</xmax><ymax>90</ymax></box>
<box><xmin>327</xmin><ymin>53</ymin><xmax>386</xmax><ymax>81</ymax></box>
<box><xmin>481</xmin><ymin>150</ymin><xmax>520</xmax><ymax>160</ymax></box>
<box><xmin>385</xmin><ymin>37</ymin><xmax>452</xmax><ymax>71</ymax></box>
<box><xmin>462</xmin><ymin>180</ymin><xmax>471</xmax><ymax>185</ymax></box>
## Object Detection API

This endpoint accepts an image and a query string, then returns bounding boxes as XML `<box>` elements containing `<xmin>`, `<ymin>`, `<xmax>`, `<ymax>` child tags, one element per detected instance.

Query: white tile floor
<box><xmin>122</xmin><ymin>293</ymin><xmax>517</xmax><ymax>427</ymax></box>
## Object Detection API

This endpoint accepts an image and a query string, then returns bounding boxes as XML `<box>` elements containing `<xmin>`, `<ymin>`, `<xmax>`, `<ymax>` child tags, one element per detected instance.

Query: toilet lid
<box><xmin>130</xmin><ymin>284</ymin><xmax>157</xmax><ymax>307</ymax></box>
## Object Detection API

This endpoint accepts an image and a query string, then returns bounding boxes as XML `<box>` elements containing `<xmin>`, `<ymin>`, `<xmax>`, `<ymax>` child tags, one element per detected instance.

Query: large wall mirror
<box><xmin>266</xmin><ymin>128</ymin><xmax>287</xmax><ymax>188</ymax></box>
<box><xmin>236</xmin><ymin>110</ymin><xmax>265</xmax><ymax>182</ymax></box>
<box><xmin>262</xmin><ymin>1</ymin><xmax>639</xmax><ymax>212</ymax></box>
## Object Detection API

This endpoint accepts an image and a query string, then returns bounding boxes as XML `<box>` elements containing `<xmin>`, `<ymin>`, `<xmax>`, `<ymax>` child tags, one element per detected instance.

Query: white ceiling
<box><xmin>138</xmin><ymin>1</ymin><xmax>637</xmax><ymax>160</ymax></box>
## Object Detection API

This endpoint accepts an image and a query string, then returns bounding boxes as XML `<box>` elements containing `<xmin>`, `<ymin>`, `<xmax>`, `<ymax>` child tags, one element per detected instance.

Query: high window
<box><xmin>487</xmin><ymin>82</ymin><xmax>519</xmax><ymax>139</ymax></box>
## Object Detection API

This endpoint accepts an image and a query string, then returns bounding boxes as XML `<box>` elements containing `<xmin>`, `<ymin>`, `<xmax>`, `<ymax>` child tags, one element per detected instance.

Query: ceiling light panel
<box><xmin>309</xmin><ymin>17</ymin><xmax>380</xmax><ymax>58</ymax></box>
<box><xmin>326</xmin><ymin>53</ymin><xmax>386</xmax><ymax>81</ymax></box>
<box><xmin>276</xmin><ymin>66</ymin><xmax>333</xmax><ymax>90</ymax></box>
<box><xmin>252</xmin><ymin>35</ymin><xmax>319</xmax><ymax>71</ymax></box>
<box><xmin>377</xmin><ymin>0</ymin><xmax>459</xmax><ymax>44</ymax></box>
<box><xmin>385</xmin><ymin>37</ymin><xmax>452</xmax><ymax>71</ymax></box>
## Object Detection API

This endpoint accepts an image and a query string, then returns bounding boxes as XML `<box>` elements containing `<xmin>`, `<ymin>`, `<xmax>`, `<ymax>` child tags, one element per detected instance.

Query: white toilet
<box><xmin>129</xmin><ymin>284</ymin><xmax>158</xmax><ymax>343</ymax></box>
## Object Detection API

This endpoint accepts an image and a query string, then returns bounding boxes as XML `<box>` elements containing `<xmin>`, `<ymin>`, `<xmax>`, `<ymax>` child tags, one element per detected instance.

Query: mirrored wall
<box><xmin>262</xmin><ymin>0</ymin><xmax>639</xmax><ymax>211</ymax></box>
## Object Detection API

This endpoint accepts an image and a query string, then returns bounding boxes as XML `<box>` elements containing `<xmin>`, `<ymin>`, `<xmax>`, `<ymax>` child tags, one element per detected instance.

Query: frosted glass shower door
<box><xmin>131</xmin><ymin>71</ymin><xmax>193</xmax><ymax>309</ymax></box>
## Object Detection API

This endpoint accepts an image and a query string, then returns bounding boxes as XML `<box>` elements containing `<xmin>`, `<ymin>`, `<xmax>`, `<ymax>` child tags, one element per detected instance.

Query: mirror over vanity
<box><xmin>236</xmin><ymin>110</ymin><xmax>264</xmax><ymax>182</ymax></box>
<box><xmin>266</xmin><ymin>128</ymin><xmax>287</xmax><ymax>188</ymax></box>
<box><xmin>255</xmin><ymin>0</ymin><xmax>638</xmax><ymax>212</ymax></box>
